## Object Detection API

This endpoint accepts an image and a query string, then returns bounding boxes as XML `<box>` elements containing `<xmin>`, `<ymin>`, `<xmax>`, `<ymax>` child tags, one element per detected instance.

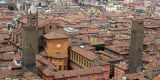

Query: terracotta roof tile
<box><xmin>43</xmin><ymin>32</ymin><xmax>68</xmax><ymax>39</ymax></box>
<box><xmin>125</xmin><ymin>73</ymin><xmax>147</xmax><ymax>80</ymax></box>
<box><xmin>115</xmin><ymin>62</ymin><xmax>128</xmax><ymax>71</ymax></box>
<box><xmin>0</xmin><ymin>70</ymin><xmax>22</xmax><ymax>79</ymax></box>
<box><xmin>153</xmin><ymin>76</ymin><xmax>160</xmax><ymax>80</ymax></box>
<box><xmin>2</xmin><ymin>53</ymin><xmax>20</xmax><ymax>61</ymax></box>
<box><xmin>60</xmin><ymin>66</ymin><xmax>107</xmax><ymax>78</ymax></box>
<box><xmin>0</xmin><ymin>46</ymin><xmax>16</xmax><ymax>52</ymax></box>
<box><xmin>71</xmin><ymin>46</ymin><xmax>97</xmax><ymax>60</ymax></box>
<box><xmin>52</xmin><ymin>53</ymin><xmax>68</xmax><ymax>59</ymax></box>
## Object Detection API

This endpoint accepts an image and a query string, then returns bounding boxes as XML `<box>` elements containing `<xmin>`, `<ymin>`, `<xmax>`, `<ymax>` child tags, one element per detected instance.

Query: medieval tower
<box><xmin>129</xmin><ymin>19</ymin><xmax>144</xmax><ymax>73</ymax></box>
<box><xmin>22</xmin><ymin>4</ymin><xmax>38</xmax><ymax>73</ymax></box>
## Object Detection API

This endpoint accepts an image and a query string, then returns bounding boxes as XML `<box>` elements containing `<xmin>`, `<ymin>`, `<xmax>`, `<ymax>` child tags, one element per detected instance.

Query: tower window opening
<box><xmin>50</xmin><ymin>26</ymin><xmax>52</xmax><ymax>29</ymax></box>
<box><xmin>32</xmin><ymin>23</ymin><xmax>35</xmax><ymax>26</ymax></box>
<box><xmin>30</xmin><ymin>44</ymin><xmax>32</xmax><ymax>48</ymax></box>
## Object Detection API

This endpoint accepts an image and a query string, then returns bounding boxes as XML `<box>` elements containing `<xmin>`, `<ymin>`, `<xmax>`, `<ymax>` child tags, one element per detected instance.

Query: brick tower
<box><xmin>129</xmin><ymin>19</ymin><xmax>144</xmax><ymax>73</ymax></box>
<box><xmin>22</xmin><ymin>4</ymin><xmax>38</xmax><ymax>73</ymax></box>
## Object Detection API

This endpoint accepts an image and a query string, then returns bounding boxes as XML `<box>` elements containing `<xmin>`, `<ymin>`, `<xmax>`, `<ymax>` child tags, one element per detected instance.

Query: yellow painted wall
<box><xmin>45</xmin><ymin>38</ymin><xmax>69</xmax><ymax>57</ymax></box>
<box><xmin>70</xmin><ymin>51</ymin><xmax>92</xmax><ymax>68</ymax></box>
<box><xmin>52</xmin><ymin>59</ymin><xmax>65</xmax><ymax>66</ymax></box>
<box><xmin>51</xmin><ymin>58</ymin><xmax>67</xmax><ymax>70</ymax></box>
<box><xmin>100</xmin><ymin>54</ymin><xmax>110</xmax><ymax>61</ymax></box>
<box><xmin>44</xmin><ymin>38</ymin><xmax>69</xmax><ymax>71</ymax></box>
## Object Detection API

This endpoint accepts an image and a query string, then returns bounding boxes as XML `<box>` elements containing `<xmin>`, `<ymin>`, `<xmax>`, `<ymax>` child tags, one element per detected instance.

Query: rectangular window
<box><xmin>73</xmin><ymin>53</ymin><xmax>75</xmax><ymax>60</ymax></box>
<box><xmin>70</xmin><ymin>53</ymin><xmax>73</xmax><ymax>60</ymax></box>
<box><xmin>76</xmin><ymin>55</ymin><xmax>78</xmax><ymax>62</ymax></box>
<box><xmin>78</xmin><ymin>56</ymin><xmax>80</xmax><ymax>63</ymax></box>
<box><xmin>90</xmin><ymin>62</ymin><xmax>92</xmax><ymax>67</ymax></box>
<box><xmin>75</xmin><ymin>54</ymin><xmax>77</xmax><ymax>62</ymax></box>
<box><xmin>59</xmin><ymin>66</ymin><xmax>62</xmax><ymax>70</ymax></box>
<box><xmin>77</xmin><ymin>56</ymin><xmax>79</xmax><ymax>62</ymax></box>
<box><xmin>84</xmin><ymin>59</ymin><xmax>86</xmax><ymax>67</ymax></box>
<box><xmin>80</xmin><ymin>56</ymin><xmax>82</xmax><ymax>65</ymax></box>
<box><xmin>87</xmin><ymin>60</ymin><xmax>89</xmax><ymax>67</ymax></box>
<box><xmin>82</xmin><ymin>58</ymin><xmax>84</xmax><ymax>65</ymax></box>
<box><xmin>86</xmin><ymin>60</ymin><xmax>88</xmax><ymax>67</ymax></box>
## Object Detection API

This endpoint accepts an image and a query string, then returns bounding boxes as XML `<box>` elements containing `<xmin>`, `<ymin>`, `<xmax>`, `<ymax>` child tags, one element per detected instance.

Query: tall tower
<box><xmin>22</xmin><ymin>4</ymin><xmax>38</xmax><ymax>73</ymax></box>
<box><xmin>129</xmin><ymin>19</ymin><xmax>144</xmax><ymax>73</ymax></box>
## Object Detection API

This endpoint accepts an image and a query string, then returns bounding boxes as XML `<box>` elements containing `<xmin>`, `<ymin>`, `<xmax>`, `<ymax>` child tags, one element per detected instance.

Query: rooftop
<box><xmin>43</xmin><ymin>32</ymin><xmax>68</xmax><ymax>40</ymax></box>
<box><xmin>124</xmin><ymin>72</ymin><xmax>147</xmax><ymax>80</ymax></box>
<box><xmin>71</xmin><ymin>46</ymin><xmax>97</xmax><ymax>61</ymax></box>
<box><xmin>153</xmin><ymin>75</ymin><xmax>160</xmax><ymax>80</ymax></box>
<box><xmin>115</xmin><ymin>62</ymin><xmax>128</xmax><ymax>71</ymax></box>
<box><xmin>59</xmin><ymin>66</ymin><xmax>107</xmax><ymax>78</ymax></box>
<box><xmin>52</xmin><ymin>53</ymin><xmax>68</xmax><ymax>59</ymax></box>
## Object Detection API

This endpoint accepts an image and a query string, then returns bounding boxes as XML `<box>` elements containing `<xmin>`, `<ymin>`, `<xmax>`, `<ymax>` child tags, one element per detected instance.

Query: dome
<box><xmin>28</xmin><ymin>4</ymin><xmax>37</xmax><ymax>14</ymax></box>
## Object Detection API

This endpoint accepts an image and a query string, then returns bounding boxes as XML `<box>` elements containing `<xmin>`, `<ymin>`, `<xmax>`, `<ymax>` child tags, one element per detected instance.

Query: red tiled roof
<box><xmin>71</xmin><ymin>46</ymin><xmax>97</xmax><ymax>60</ymax></box>
<box><xmin>0</xmin><ymin>46</ymin><xmax>16</xmax><ymax>52</ymax></box>
<box><xmin>0</xmin><ymin>70</ymin><xmax>22</xmax><ymax>79</ymax></box>
<box><xmin>53</xmin><ymin>53</ymin><xmax>68</xmax><ymax>59</ymax></box>
<box><xmin>60</xmin><ymin>66</ymin><xmax>107</xmax><ymax>78</ymax></box>
<box><xmin>2</xmin><ymin>53</ymin><xmax>20</xmax><ymax>61</ymax></box>
<box><xmin>43</xmin><ymin>32</ymin><xmax>68</xmax><ymax>39</ymax></box>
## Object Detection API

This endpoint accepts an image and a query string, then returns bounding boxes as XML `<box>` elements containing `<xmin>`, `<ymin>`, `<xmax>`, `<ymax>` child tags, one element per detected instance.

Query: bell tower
<box><xmin>22</xmin><ymin>3</ymin><xmax>38</xmax><ymax>73</ymax></box>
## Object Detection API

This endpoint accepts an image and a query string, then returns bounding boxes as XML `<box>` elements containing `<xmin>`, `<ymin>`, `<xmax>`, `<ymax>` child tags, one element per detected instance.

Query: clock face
<box><xmin>56</xmin><ymin>44</ymin><xmax>61</xmax><ymax>48</ymax></box>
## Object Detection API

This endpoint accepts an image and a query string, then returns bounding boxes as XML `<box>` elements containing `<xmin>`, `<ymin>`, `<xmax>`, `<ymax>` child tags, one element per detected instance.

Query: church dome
<box><xmin>28</xmin><ymin>4</ymin><xmax>37</xmax><ymax>14</ymax></box>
